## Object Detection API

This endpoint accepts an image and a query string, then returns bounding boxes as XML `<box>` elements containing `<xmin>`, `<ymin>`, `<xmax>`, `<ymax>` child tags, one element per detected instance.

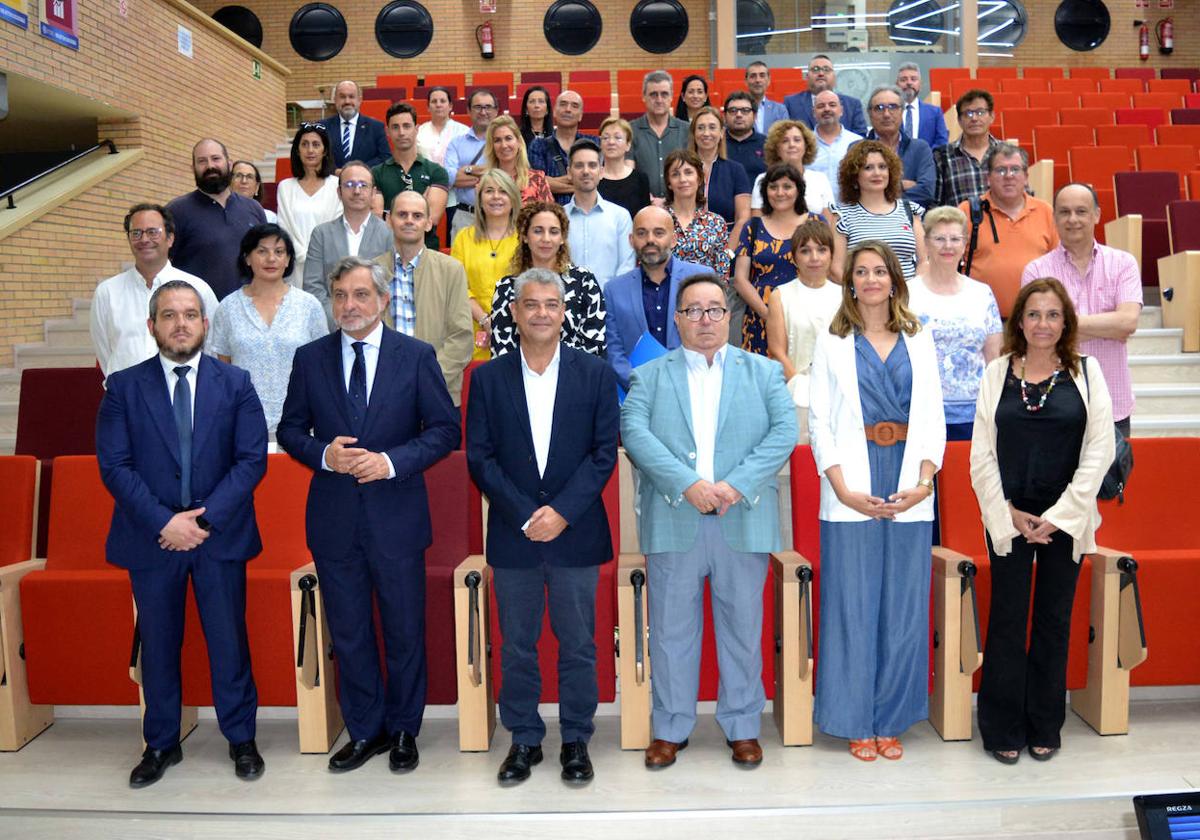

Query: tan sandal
<box><xmin>849</xmin><ymin>738</ymin><xmax>877</xmax><ymax>762</ymax></box>
<box><xmin>876</xmin><ymin>736</ymin><xmax>903</xmax><ymax>760</ymax></box>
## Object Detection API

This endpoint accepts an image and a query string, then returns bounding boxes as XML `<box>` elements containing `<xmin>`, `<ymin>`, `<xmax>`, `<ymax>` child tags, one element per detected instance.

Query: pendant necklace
<box><xmin>1019</xmin><ymin>356</ymin><xmax>1060</xmax><ymax>413</ymax></box>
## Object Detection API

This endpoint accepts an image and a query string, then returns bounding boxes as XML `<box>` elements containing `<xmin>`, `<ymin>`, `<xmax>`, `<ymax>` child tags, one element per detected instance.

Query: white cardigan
<box><xmin>809</xmin><ymin>328</ymin><xmax>946</xmax><ymax>522</ymax></box>
<box><xmin>969</xmin><ymin>353</ymin><xmax>1116</xmax><ymax>560</ymax></box>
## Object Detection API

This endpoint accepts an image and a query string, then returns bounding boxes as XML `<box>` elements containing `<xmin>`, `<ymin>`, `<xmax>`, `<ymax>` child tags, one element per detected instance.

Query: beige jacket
<box><xmin>969</xmin><ymin>353</ymin><xmax>1116</xmax><ymax>560</ymax></box>
<box><xmin>375</xmin><ymin>248</ymin><xmax>473</xmax><ymax>405</ymax></box>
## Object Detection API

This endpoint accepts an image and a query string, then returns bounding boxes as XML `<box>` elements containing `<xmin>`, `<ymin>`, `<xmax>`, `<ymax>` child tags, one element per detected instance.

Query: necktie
<box><xmin>172</xmin><ymin>366</ymin><xmax>192</xmax><ymax>508</ymax></box>
<box><xmin>349</xmin><ymin>341</ymin><xmax>367</xmax><ymax>435</ymax></box>
<box><xmin>342</xmin><ymin>120</ymin><xmax>352</xmax><ymax>161</ymax></box>
<box><xmin>904</xmin><ymin>104</ymin><xmax>914</xmax><ymax>139</ymax></box>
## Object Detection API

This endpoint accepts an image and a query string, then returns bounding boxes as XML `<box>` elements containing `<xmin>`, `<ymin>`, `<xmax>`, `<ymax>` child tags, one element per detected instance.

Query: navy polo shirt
<box><xmin>166</xmin><ymin>190</ymin><xmax>266</xmax><ymax>300</ymax></box>
<box><xmin>641</xmin><ymin>258</ymin><xmax>675</xmax><ymax>346</ymax></box>
<box><xmin>726</xmin><ymin>130</ymin><xmax>767</xmax><ymax>182</ymax></box>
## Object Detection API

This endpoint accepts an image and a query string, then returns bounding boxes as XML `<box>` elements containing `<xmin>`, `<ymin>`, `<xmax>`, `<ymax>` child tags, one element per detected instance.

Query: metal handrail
<box><xmin>2</xmin><ymin>139</ymin><xmax>119</xmax><ymax>210</ymax></box>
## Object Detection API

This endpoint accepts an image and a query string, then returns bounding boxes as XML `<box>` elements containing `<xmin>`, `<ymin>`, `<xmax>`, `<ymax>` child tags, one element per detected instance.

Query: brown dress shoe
<box><xmin>728</xmin><ymin>738</ymin><xmax>763</xmax><ymax>767</ymax></box>
<box><xmin>644</xmin><ymin>738</ymin><xmax>688</xmax><ymax>769</ymax></box>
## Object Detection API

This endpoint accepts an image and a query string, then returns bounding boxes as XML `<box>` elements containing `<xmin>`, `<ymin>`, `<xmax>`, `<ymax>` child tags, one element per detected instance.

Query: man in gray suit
<box><xmin>303</xmin><ymin>161</ymin><xmax>392</xmax><ymax>327</ymax></box>
<box><xmin>621</xmin><ymin>274</ymin><xmax>796</xmax><ymax>771</ymax></box>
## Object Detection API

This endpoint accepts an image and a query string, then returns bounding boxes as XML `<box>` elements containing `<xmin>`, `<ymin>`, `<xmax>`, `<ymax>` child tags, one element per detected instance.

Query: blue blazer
<box><xmin>913</xmin><ymin>100</ymin><xmax>949</xmax><ymax>149</ymax></box>
<box><xmin>603</xmin><ymin>257</ymin><xmax>710</xmax><ymax>392</ymax></box>
<box><xmin>276</xmin><ymin>327</ymin><xmax>461</xmax><ymax>561</ymax></box>
<box><xmin>319</xmin><ymin>113</ymin><xmax>392</xmax><ymax>169</ymax></box>
<box><xmin>466</xmin><ymin>345</ymin><xmax>618</xmax><ymax>569</ymax></box>
<box><xmin>783</xmin><ymin>91</ymin><xmax>868</xmax><ymax>136</ymax></box>
<box><xmin>96</xmin><ymin>354</ymin><xmax>268</xmax><ymax>570</ymax></box>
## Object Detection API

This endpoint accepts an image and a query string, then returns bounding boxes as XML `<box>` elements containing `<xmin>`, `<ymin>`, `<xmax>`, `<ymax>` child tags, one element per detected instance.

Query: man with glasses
<box><xmin>304</xmin><ymin>162</ymin><xmax>392</xmax><ymax>328</ymax></box>
<box><xmin>723</xmin><ymin>91</ymin><xmax>767</xmax><ymax>182</ymax></box>
<box><xmin>92</xmin><ymin>203</ymin><xmax>220</xmax><ymax>381</ymax></box>
<box><xmin>631</xmin><ymin>71</ymin><xmax>691</xmax><ymax>199</ymax></box>
<box><xmin>783</xmin><ymin>55</ymin><xmax>867</xmax><ymax>136</ymax></box>
<box><xmin>318</xmin><ymin>80</ymin><xmax>391</xmax><ymax>170</ymax></box>
<box><xmin>372</xmin><ymin>102</ymin><xmax>448</xmax><ymax>251</ymax></box>
<box><xmin>934</xmin><ymin>89</ymin><xmax>1002</xmax><ymax>208</ymax></box>
<box><xmin>622</xmin><ymin>273</ymin><xmax>796</xmax><ymax>771</ymax></box>
<box><xmin>863</xmin><ymin>85</ymin><xmax>935</xmax><ymax>208</ymax></box>
<box><xmin>958</xmin><ymin>144</ymin><xmax>1058</xmax><ymax>319</ymax></box>
<box><xmin>744</xmin><ymin>61</ymin><xmax>787</xmax><ymax>136</ymax></box>
<box><xmin>895</xmin><ymin>63</ymin><xmax>948</xmax><ymax>150</ymax></box>
<box><xmin>445</xmin><ymin>89</ymin><xmax>499</xmax><ymax>240</ymax></box>
<box><xmin>530</xmin><ymin>90</ymin><xmax>599</xmax><ymax>205</ymax></box>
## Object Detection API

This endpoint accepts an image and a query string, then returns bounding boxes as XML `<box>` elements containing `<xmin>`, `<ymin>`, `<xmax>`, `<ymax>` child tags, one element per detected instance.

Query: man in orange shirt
<box><xmin>959</xmin><ymin>143</ymin><xmax>1058</xmax><ymax>318</ymax></box>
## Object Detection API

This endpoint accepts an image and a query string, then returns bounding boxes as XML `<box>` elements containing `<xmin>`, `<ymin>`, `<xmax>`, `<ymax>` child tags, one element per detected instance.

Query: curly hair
<box><xmin>510</xmin><ymin>201</ymin><xmax>571</xmax><ymax>275</ymax></box>
<box><xmin>484</xmin><ymin>115</ymin><xmax>531</xmax><ymax>189</ymax></box>
<box><xmin>763</xmin><ymin>119</ymin><xmax>817</xmax><ymax>167</ymax></box>
<box><xmin>1004</xmin><ymin>277</ymin><xmax>1082</xmax><ymax>376</ymax></box>
<box><xmin>837</xmin><ymin>140</ymin><xmax>903</xmax><ymax>205</ymax></box>
<box><xmin>829</xmin><ymin>241</ymin><xmax>921</xmax><ymax>338</ymax></box>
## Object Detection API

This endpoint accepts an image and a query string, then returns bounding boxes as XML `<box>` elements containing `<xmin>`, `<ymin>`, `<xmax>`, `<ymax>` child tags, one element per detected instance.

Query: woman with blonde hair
<box><xmin>597</xmin><ymin>116</ymin><xmax>651</xmax><ymax>219</ymax></box>
<box><xmin>484</xmin><ymin>115</ymin><xmax>553</xmax><ymax>206</ymax></box>
<box><xmin>450</xmin><ymin>168</ymin><xmax>521</xmax><ymax>359</ymax></box>
<box><xmin>688</xmin><ymin>105</ymin><xmax>750</xmax><ymax>256</ymax></box>
<box><xmin>752</xmin><ymin>119</ymin><xmax>834</xmax><ymax>216</ymax></box>
<box><xmin>809</xmin><ymin>240</ymin><xmax>945</xmax><ymax>763</ymax></box>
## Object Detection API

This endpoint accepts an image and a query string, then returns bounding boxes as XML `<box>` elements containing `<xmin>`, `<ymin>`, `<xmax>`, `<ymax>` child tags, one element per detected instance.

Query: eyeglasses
<box><xmin>299</xmin><ymin>122</ymin><xmax>328</xmax><ymax>132</ymax></box>
<box><xmin>809</xmin><ymin>65</ymin><xmax>834</xmax><ymax>74</ymax></box>
<box><xmin>341</xmin><ymin>180</ymin><xmax>371</xmax><ymax>191</ymax></box>
<box><xmin>677</xmin><ymin>306</ymin><xmax>728</xmax><ymax>322</ymax></box>
<box><xmin>871</xmin><ymin>103</ymin><xmax>902</xmax><ymax>112</ymax></box>
<box><xmin>471</xmin><ymin>103</ymin><xmax>497</xmax><ymax>113</ymax></box>
<box><xmin>127</xmin><ymin>227</ymin><xmax>165</xmax><ymax>241</ymax></box>
<box><xmin>989</xmin><ymin>165</ymin><xmax>1027</xmax><ymax>177</ymax></box>
<box><xmin>231</xmin><ymin>172</ymin><xmax>258</xmax><ymax>182</ymax></box>
<box><xmin>725</xmin><ymin>106</ymin><xmax>754</xmax><ymax>115</ymax></box>
<box><xmin>962</xmin><ymin>109</ymin><xmax>992</xmax><ymax>119</ymax></box>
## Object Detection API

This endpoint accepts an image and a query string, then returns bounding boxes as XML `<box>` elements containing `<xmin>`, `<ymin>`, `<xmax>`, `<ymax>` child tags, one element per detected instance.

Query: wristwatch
<box><xmin>917</xmin><ymin>477</ymin><xmax>935</xmax><ymax>493</ymax></box>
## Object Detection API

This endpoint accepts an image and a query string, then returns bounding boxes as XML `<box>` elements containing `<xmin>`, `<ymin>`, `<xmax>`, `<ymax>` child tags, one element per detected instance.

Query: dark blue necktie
<box><xmin>342</xmin><ymin>121</ymin><xmax>352</xmax><ymax>161</ymax></box>
<box><xmin>349</xmin><ymin>341</ymin><xmax>367</xmax><ymax>435</ymax></box>
<box><xmin>173</xmin><ymin>365</ymin><xmax>192</xmax><ymax>508</ymax></box>
<box><xmin>904</xmin><ymin>103</ymin><xmax>914</xmax><ymax>138</ymax></box>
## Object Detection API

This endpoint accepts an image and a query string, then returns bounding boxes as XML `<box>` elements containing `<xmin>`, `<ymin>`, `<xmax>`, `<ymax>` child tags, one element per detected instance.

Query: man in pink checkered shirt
<box><xmin>1021</xmin><ymin>182</ymin><xmax>1142</xmax><ymax>434</ymax></box>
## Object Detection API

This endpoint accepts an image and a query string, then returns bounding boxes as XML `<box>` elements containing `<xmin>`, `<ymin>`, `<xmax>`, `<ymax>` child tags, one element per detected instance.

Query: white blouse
<box><xmin>275</xmin><ymin>175</ymin><xmax>341</xmax><ymax>280</ymax></box>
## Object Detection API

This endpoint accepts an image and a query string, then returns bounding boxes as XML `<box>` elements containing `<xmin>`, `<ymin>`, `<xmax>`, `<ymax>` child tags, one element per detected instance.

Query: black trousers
<box><xmin>978</xmin><ymin>504</ymin><xmax>1082</xmax><ymax>752</ymax></box>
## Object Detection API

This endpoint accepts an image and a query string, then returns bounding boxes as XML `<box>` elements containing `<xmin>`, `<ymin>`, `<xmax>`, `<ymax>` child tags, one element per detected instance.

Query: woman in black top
<box><xmin>674</xmin><ymin>74</ymin><xmax>711</xmax><ymax>122</ymax></box>
<box><xmin>969</xmin><ymin>277</ymin><xmax>1115</xmax><ymax>766</ymax></box>
<box><xmin>597</xmin><ymin>116</ymin><xmax>651</xmax><ymax>219</ymax></box>
<box><xmin>518</xmin><ymin>86</ymin><xmax>554</xmax><ymax>149</ymax></box>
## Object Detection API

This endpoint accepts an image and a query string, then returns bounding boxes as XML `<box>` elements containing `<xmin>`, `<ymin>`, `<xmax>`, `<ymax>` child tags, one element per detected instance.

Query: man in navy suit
<box><xmin>96</xmin><ymin>279</ymin><xmax>268</xmax><ymax>788</ymax></box>
<box><xmin>277</xmin><ymin>255</ymin><xmax>459</xmax><ymax>774</ymax></box>
<box><xmin>320</xmin><ymin>80</ymin><xmax>392</xmax><ymax>170</ymax></box>
<box><xmin>467</xmin><ymin>268</ymin><xmax>618</xmax><ymax>785</ymax></box>
<box><xmin>896</xmin><ymin>63</ymin><xmax>949</xmax><ymax>149</ymax></box>
<box><xmin>783</xmin><ymin>55</ymin><xmax>867</xmax><ymax>136</ymax></box>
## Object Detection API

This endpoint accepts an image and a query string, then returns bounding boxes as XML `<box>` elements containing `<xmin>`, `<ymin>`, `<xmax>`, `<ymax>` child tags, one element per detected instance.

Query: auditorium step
<box><xmin>1134</xmin><ymin>384</ymin><xmax>1200</xmax><ymax>415</ymax></box>
<box><xmin>1129</xmin><ymin>327</ymin><xmax>1183</xmax><ymax>356</ymax></box>
<box><xmin>1138</xmin><ymin>305</ymin><xmax>1163</xmax><ymax>330</ymax></box>
<box><xmin>14</xmin><ymin>298</ymin><xmax>96</xmax><ymax>371</ymax></box>
<box><xmin>1129</xmin><ymin>353</ymin><xmax>1200</xmax><ymax>384</ymax></box>
<box><xmin>1131</xmin><ymin>414</ymin><xmax>1200</xmax><ymax>437</ymax></box>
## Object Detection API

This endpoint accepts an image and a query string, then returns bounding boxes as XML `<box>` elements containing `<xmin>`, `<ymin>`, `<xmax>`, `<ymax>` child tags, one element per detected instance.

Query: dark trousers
<box><xmin>314</xmin><ymin>518</ymin><xmax>427</xmax><ymax>741</ymax></box>
<box><xmin>129</xmin><ymin>552</ymin><xmax>257</xmax><ymax>750</ymax></box>
<box><xmin>491</xmin><ymin>562</ymin><xmax>600</xmax><ymax>746</ymax></box>
<box><xmin>978</xmin><ymin>509</ymin><xmax>1081</xmax><ymax>752</ymax></box>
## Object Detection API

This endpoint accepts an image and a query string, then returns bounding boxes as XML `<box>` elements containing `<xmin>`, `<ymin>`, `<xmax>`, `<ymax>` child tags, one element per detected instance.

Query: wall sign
<box><xmin>178</xmin><ymin>24</ymin><xmax>194</xmax><ymax>57</ymax></box>
<box><xmin>0</xmin><ymin>2</ymin><xmax>29</xmax><ymax>29</ymax></box>
<box><xmin>40</xmin><ymin>0</ymin><xmax>79</xmax><ymax>49</ymax></box>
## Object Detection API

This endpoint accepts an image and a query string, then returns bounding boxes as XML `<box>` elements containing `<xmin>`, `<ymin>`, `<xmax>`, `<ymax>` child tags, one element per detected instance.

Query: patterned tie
<box><xmin>904</xmin><ymin>104</ymin><xmax>914</xmax><ymax>139</ymax></box>
<box><xmin>348</xmin><ymin>341</ymin><xmax>367</xmax><ymax>435</ymax></box>
<box><xmin>341</xmin><ymin>120</ymin><xmax>352</xmax><ymax>162</ymax></box>
<box><xmin>172</xmin><ymin>366</ymin><xmax>192</xmax><ymax>508</ymax></box>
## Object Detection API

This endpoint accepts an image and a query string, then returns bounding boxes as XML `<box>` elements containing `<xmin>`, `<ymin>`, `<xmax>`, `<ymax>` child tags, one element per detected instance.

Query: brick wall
<box><xmin>0</xmin><ymin>0</ymin><xmax>287</xmax><ymax>367</ymax></box>
<box><xmin>190</xmin><ymin>0</ymin><xmax>712</xmax><ymax>101</ymax></box>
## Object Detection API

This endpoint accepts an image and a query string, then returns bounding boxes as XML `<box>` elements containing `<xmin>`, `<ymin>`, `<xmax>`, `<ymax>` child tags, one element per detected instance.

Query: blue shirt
<box><xmin>390</xmin><ymin>249</ymin><xmax>419</xmax><ymax>336</ymax></box>
<box><xmin>530</xmin><ymin>132</ymin><xmax>600</xmax><ymax>205</ymax></box>
<box><xmin>443</xmin><ymin>129</ymin><xmax>488</xmax><ymax>208</ymax></box>
<box><xmin>812</xmin><ymin>126</ymin><xmax>863</xmax><ymax>205</ymax></box>
<box><xmin>726</xmin><ymin>131</ymin><xmax>767</xmax><ymax>182</ymax></box>
<box><xmin>641</xmin><ymin>260</ymin><xmax>674</xmax><ymax>346</ymax></box>
<box><xmin>565</xmin><ymin>196</ymin><xmax>636</xmax><ymax>289</ymax></box>
<box><xmin>166</xmin><ymin>190</ymin><xmax>266</xmax><ymax>300</ymax></box>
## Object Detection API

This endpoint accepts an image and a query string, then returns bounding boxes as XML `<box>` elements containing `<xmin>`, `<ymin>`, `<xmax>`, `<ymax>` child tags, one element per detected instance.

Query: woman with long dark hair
<box><xmin>275</xmin><ymin>123</ymin><xmax>340</xmax><ymax>287</ymax></box>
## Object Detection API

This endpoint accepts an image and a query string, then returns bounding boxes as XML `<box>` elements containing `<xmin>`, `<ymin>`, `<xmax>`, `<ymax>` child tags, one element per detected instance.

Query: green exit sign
<box><xmin>252</xmin><ymin>59</ymin><xmax>262</xmax><ymax>80</ymax></box>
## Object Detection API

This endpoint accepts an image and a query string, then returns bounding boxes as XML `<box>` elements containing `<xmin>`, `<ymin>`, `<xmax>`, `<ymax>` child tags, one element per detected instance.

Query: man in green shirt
<box><xmin>372</xmin><ymin>102</ymin><xmax>449</xmax><ymax>251</ymax></box>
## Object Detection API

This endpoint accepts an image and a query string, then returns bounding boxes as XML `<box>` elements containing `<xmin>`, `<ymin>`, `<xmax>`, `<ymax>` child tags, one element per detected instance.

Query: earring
<box><xmin>850</xmin><ymin>286</ymin><xmax>857</xmax><ymax>299</ymax></box>
<box><xmin>889</xmin><ymin>286</ymin><xmax>895</xmax><ymax>298</ymax></box>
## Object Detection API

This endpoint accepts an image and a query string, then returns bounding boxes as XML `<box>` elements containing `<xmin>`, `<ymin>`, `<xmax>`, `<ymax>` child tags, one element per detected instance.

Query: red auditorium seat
<box><xmin>1000</xmin><ymin>77</ymin><xmax>1048</xmax><ymax>95</ymax></box>
<box><xmin>1081</xmin><ymin>92</ymin><xmax>1132</xmax><ymax>111</ymax></box>
<box><xmin>1050</xmin><ymin>78</ymin><xmax>1099</xmax><ymax>94</ymax></box>
<box><xmin>377</xmin><ymin>73</ymin><xmax>418</xmax><ymax>90</ymax></box>
<box><xmin>1038</xmin><ymin>92</ymin><xmax>1083</xmax><ymax>111</ymax></box>
<box><xmin>0</xmin><ymin>456</ymin><xmax>38</xmax><ymax>569</ymax></box>
<box><xmin>976</xmin><ymin>67</ymin><xmax>1017</xmax><ymax>80</ymax></box>
<box><xmin>1023</xmin><ymin>67</ymin><xmax>1064</xmax><ymax>80</ymax></box>
<box><xmin>1069</xmin><ymin>67</ymin><xmax>1111</xmax><ymax>81</ymax></box>
<box><xmin>1058</xmin><ymin>108</ymin><xmax>1114</xmax><ymax>130</ymax></box>
<box><xmin>1095</xmin><ymin>124</ymin><xmax>1151</xmax><ymax>158</ymax></box>
<box><xmin>363</xmin><ymin>86</ymin><xmax>406</xmax><ymax>102</ymax></box>
<box><xmin>1117</xmin><ymin>108</ymin><xmax>1169</xmax><ymax>130</ymax></box>
<box><xmin>1171</xmin><ymin>108</ymin><xmax>1200</xmax><ymax>125</ymax></box>
<box><xmin>1159</xmin><ymin>69</ymin><xmax>1200</xmax><ymax>85</ymax></box>
<box><xmin>1113</xmin><ymin>170</ymin><xmax>1181</xmax><ymax>287</ymax></box>
<box><xmin>1167</xmin><ymin>200</ymin><xmax>1200</xmax><ymax>250</ymax></box>
<box><xmin>1109</xmin><ymin>71</ymin><xmax>1151</xmax><ymax>88</ymax></box>
<box><xmin>569</xmin><ymin>70</ymin><xmax>610</xmax><ymax>84</ymax></box>
<box><xmin>520</xmin><ymin>71</ymin><xmax>563</xmax><ymax>86</ymax></box>
<box><xmin>1155</xmin><ymin>124</ymin><xmax>1200</xmax><ymax>147</ymax></box>
<box><xmin>1147</xmin><ymin>79</ymin><xmax>1192</xmax><ymax>95</ymax></box>
<box><xmin>1001</xmin><ymin>108</ymin><xmax>1056</xmax><ymax>147</ymax></box>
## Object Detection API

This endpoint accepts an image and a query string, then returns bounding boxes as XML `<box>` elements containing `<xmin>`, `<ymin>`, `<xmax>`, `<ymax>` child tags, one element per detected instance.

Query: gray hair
<box><xmin>983</xmin><ymin>142</ymin><xmax>1030</xmax><ymax>172</ymax></box>
<box><xmin>149</xmin><ymin>280</ymin><xmax>206</xmax><ymax>320</ymax></box>
<box><xmin>867</xmin><ymin>85</ymin><xmax>905</xmax><ymax>108</ymax></box>
<box><xmin>512</xmin><ymin>268</ymin><xmax>565</xmax><ymax>302</ymax></box>
<box><xmin>643</xmin><ymin>70</ymin><xmax>673</xmax><ymax>94</ymax></box>
<box><xmin>328</xmin><ymin>255</ymin><xmax>388</xmax><ymax>297</ymax></box>
<box><xmin>896</xmin><ymin>62</ymin><xmax>921</xmax><ymax>78</ymax></box>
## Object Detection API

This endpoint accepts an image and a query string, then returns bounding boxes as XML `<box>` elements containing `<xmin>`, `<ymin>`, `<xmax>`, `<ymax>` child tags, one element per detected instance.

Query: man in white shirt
<box><xmin>564</xmin><ymin>140</ymin><xmax>635</xmax><ymax>289</ymax></box>
<box><xmin>91</xmin><ymin>203</ymin><xmax>219</xmax><ymax>382</ymax></box>
<box><xmin>811</xmin><ymin>90</ymin><xmax>863</xmax><ymax>205</ymax></box>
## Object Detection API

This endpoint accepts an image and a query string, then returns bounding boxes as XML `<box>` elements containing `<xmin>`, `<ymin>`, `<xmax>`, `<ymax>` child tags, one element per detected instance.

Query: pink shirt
<box><xmin>1021</xmin><ymin>243</ymin><xmax>1142</xmax><ymax>421</ymax></box>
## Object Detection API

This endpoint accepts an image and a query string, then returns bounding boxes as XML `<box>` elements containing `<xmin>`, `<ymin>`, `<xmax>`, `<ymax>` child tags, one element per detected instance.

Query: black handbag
<box><xmin>1083</xmin><ymin>357</ymin><xmax>1134</xmax><ymax>503</ymax></box>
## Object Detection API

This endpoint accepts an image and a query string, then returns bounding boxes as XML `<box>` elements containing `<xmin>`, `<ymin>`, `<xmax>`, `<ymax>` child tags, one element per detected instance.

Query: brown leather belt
<box><xmin>865</xmin><ymin>421</ymin><xmax>908</xmax><ymax>446</ymax></box>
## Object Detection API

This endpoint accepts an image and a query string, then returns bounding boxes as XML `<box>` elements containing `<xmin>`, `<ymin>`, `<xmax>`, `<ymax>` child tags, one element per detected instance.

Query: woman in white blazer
<box><xmin>969</xmin><ymin>277</ymin><xmax>1114</xmax><ymax>766</ymax></box>
<box><xmin>809</xmin><ymin>241</ymin><xmax>946</xmax><ymax>762</ymax></box>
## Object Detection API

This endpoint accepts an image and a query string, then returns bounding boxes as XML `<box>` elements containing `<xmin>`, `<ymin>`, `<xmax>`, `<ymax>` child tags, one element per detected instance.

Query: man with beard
<box><xmin>319</xmin><ymin>80</ymin><xmax>391</xmax><ymax>170</ymax></box>
<box><xmin>602</xmin><ymin>205</ymin><xmax>710</xmax><ymax>392</ymax></box>
<box><xmin>96</xmin><ymin>280</ymin><xmax>268</xmax><ymax>787</ymax></box>
<box><xmin>277</xmin><ymin>256</ymin><xmax>460</xmax><ymax>775</ymax></box>
<box><xmin>168</xmin><ymin>139</ymin><xmax>266</xmax><ymax>300</ymax></box>
<box><xmin>895</xmin><ymin>63</ymin><xmax>948</xmax><ymax>150</ymax></box>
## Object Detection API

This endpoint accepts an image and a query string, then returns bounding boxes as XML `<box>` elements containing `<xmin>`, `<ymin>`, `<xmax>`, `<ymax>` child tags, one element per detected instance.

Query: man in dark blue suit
<box><xmin>466</xmin><ymin>268</ymin><xmax>619</xmax><ymax>786</ymax></box>
<box><xmin>897</xmin><ymin>63</ymin><xmax>949</xmax><ymax>149</ymax></box>
<box><xmin>783</xmin><ymin>55</ymin><xmax>867</xmax><ymax>136</ymax></box>
<box><xmin>277</xmin><ymin>255</ymin><xmax>459</xmax><ymax>774</ymax></box>
<box><xmin>96</xmin><ymin>279</ymin><xmax>268</xmax><ymax>788</ymax></box>
<box><xmin>320</xmin><ymin>80</ymin><xmax>392</xmax><ymax>170</ymax></box>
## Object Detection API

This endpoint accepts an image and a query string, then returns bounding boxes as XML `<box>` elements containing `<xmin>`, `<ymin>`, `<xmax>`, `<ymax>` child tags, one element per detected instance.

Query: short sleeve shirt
<box><xmin>372</xmin><ymin>155</ymin><xmax>450</xmax><ymax>250</ymax></box>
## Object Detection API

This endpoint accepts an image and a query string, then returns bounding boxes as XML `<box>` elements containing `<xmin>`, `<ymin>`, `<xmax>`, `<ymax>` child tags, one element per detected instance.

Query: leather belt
<box><xmin>864</xmin><ymin>421</ymin><xmax>908</xmax><ymax>446</ymax></box>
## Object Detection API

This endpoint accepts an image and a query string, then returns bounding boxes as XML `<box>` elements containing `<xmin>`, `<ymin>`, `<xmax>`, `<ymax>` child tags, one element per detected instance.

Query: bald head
<box><xmin>813</xmin><ymin>90</ymin><xmax>842</xmax><ymax>128</ymax></box>
<box><xmin>1053</xmin><ymin>182</ymin><xmax>1102</xmax><ymax>250</ymax></box>
<box><xmin>334</xmin><ymin>80</ymin><xmax>362</xmax><ymax>121</ymax></box>
<box><xmin>555</xmin><ymin>90</ymin><xmax>584</xmax><ymax>129</ymax></box>
<box><xmin>631</xmin><ymin>206</ymin><xmax>676</xmax><ymax>269</ymax></box>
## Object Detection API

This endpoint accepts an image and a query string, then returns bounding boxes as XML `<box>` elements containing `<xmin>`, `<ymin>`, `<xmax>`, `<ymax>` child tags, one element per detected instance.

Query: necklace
<box><xmin>484</xmin><ymin>228</ymin><xmax>507</xmax><ymax>258</ymax></box>
<box><xmin>1019</xmin><ymin>356</ymin><xmax>1061</xmax><ymax>413</ymax></box>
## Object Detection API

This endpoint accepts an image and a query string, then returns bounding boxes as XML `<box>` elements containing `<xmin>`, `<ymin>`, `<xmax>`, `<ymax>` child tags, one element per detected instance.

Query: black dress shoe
<box><xmin>389</xmin><ymin>731</ymin><xmax>419</xmax><ymax>772</ymax></box>
<box><xmin>229</xmin><ymin>739</ymin><xmax>265</xmax><ymax>780</ymax></box>
<box><xmin>497</xmin><ymin>743</ymin><xmax>543</xmax><ymax>785</ymax></box>
<box><xmin>129</xmin><ymin>744</ymin><xmax>182</xmax><ymax>788</ymax></box>
<box><xmin>328</xmin><ymin>733</ymin><xmax>390</xmax><ymax>773</ymax></box>
<box><xmin>560</xmin><ymin>741</ymin><xmax>594</xmax><ymax>784</ymax></box>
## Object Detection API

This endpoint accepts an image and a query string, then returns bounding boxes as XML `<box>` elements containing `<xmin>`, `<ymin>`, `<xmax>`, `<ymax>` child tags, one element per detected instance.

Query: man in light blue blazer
<box><xmin>621</xmin><ymin>274</ymin><xmax>796</xmax><ymax>771</ymax></box>
<box><xmin>603</xmin><ymin>206</ymin><xmax>710</xmax><ymax>392</ymax></box>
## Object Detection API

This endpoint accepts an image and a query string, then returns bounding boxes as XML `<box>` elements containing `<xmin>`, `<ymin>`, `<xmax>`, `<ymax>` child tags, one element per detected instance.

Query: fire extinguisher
<box><xmin>1138</xmin><ymin>20</ymin><xmax>1151</xmax><ymax>61</ymax></box>
<box><xmin>1156</xmin><ymin>17</ymin><xmax>1174</xmax><ymax>55</ymax></box>
<box><xmin>476</xmin><ymin>21</ymin><xmax>495</xmax><ymax>60</ymax></box>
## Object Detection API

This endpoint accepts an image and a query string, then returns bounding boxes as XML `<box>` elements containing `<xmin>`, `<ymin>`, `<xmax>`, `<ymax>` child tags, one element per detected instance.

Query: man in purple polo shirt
<box><xmin>1021</xmin><ymin>182</ymin><xmax>1142</xmax><ymax>434</ymax></box>
<box><xmin>167</xmin><ymin>138</ymin><xmax>266</xmax><ymax>300</ymax></box>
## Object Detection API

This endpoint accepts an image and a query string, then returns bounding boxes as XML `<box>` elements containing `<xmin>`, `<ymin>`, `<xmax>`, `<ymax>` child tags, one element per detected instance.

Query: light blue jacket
<box><xmin>621</xmin><ymin>345</ymin><xmax>797</xmax><ymax>555</ymax></box>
